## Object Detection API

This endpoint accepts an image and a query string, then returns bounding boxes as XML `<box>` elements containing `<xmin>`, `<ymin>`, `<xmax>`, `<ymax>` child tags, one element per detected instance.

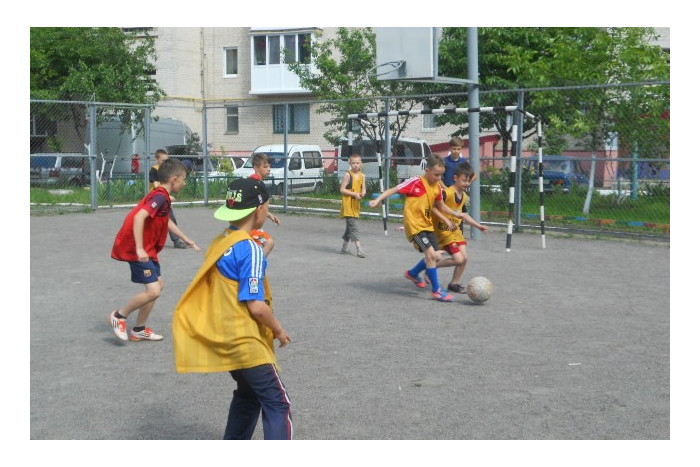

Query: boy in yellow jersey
<box><xmin>431</xmin><ymin>162</ymin><xmax>488</xmax><ymax>294</ymax></box>
<box><xmin>369</xmin><ymin>156</ymin><xmax>458</xmax><ymax>302</ymax></box>
<box><xmin>172</xmin><ymin>177</ymin><xmax>293</xmax><ymax>440</ymax></box>
<box><xmin>339</xmin><ymin>154</ymin><xmax>367</xmax><ymax>258</ymax></box>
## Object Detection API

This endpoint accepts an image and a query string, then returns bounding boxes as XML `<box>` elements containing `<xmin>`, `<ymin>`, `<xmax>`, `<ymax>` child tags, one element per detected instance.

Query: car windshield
<box><xmin>244</xmin><ymin>152</ymin><xmax>286</xmax><ymax>169</ymax></box>
<box><xmin>541</xmin><ymin>160</ymin><xmax>570</xmax><ymax>172</ymax></box>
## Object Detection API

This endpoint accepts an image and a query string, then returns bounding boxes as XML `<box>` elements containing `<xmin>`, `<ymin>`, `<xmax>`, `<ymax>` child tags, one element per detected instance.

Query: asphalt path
<box><xmin>27</xmin><ymin>204</ymin><xmax>679</xmax><ymax>460</ymax></box>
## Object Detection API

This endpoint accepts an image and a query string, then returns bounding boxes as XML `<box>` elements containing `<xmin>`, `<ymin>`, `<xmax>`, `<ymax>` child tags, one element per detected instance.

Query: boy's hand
<box><xmin>479</xmin><ymin>225</ymin><xmax>489</xmax><ymax>233</ymax></box>
<box><xmin>369</xmin><ymin>199</ymin><xmax>379</xmax><ymax>208</ymax></box>
<box><xmin>136</xmin><ymin>247</ymin><xmax>149</xmax><ymax>262</ymax></box>
<box><xmin>275</xmin><ymin>329</ymin><xmax>292</xmax><ymax>347</ymax></box>
<box><xmin>187</xmin><ymin>240</ymin><xmax>202</xmax><ymax>251</ymax></box>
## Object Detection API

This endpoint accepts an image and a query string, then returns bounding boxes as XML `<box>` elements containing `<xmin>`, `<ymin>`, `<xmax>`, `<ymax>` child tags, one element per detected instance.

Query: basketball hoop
<box><xmin>365</xmin><ymin>60</ymin><xmax>406</xmax><ymax>80</ymax></box>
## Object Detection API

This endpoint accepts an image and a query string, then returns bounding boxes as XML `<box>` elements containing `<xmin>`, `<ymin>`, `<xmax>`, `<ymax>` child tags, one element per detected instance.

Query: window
<box><xmin>254</xmin><ymin>36</ymin><xmax>266</xmax><ymax>65</ymax></box>
<box><xmin>224</xmin><ymin>47</ymin><xmax>238</xmax><ymax>76</ymax></box>
<box><xmin>226</xmin><ymin>106</ymin><xmax>239</xmax><ymax>134</ymax></box>
<box><xmin>273</xmin><ymin>104</ymin><xmax>310</xmax><ymax>134</ymax></box>
<box><xmin>284</xmin><ymin>35</ymin><xmax>296</xmax><ymax>62</ymax></box>
<box><xmin>298</xmin><ymin>33</ymin><xmax>311</xmax><ymax>64</ymax></box>
<box><xmin>253</xmin><ymin>32</ymin><xmax>313</xmax><ymax>65</ymax></box>
<box><xmin>269</xmin><ymin>36</ymin><xmax>281</xmax><ymax>65</ymax></box>
<box><xmin>289</xmin><ymin>153</ymin><xmax>302</xmax><ymax>171</ymax></box>
<box><xmin>303</xmin><ymin>151</ymin><xmax>322</xmax><ymax>169</ymax></box>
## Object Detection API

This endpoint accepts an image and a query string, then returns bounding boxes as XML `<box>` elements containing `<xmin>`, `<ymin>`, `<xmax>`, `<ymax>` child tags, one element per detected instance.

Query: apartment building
<box><xmin>149</xmin><ymin>27</ymin><xmax>459</xmax><ymax>155</ymax></box>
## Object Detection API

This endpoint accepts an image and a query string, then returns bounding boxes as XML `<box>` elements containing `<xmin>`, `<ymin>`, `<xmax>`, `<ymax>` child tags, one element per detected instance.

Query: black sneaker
<box><xmin>447</xmin><ymin>283</ymin><xmax>468</xmax><ymax>294</ymax></box>
<box><xmin>173</xmin><ymin>239</ymin><xmax>188</xmax><ymax>249</ymax></box>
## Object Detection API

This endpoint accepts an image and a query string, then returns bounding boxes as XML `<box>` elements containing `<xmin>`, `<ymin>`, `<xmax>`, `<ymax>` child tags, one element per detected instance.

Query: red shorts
<box><xmin>443</xmin><ymin>240</ymin><xmax>467</xmax><ymax>255</ymax></box>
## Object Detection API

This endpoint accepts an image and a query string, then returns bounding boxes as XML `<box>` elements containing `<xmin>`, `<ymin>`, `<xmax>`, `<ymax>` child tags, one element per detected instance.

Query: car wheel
<box><xmin>313</xmin><ymin>181</ymin><xmax>323</xmax><ymax>193</ymax></box>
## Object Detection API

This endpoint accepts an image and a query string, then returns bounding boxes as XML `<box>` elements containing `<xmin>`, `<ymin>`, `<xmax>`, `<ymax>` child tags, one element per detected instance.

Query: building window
<box><xmin>226</xmin><ymin>106</ymin><xmax>239</xmax><ymax>134</ymax></box>
<box><xmin>224</xmin><ymin>47</ymin><xmax>238</xmax><ymax>76</ymax></box>
<box><xmin>254</xmin><ymin>36</ymin><xmax>266</xmax><ymax>65</ymax></box>
<box><xmin>253</xmin><ymin>32</ymin><xmax>313</xmax><ymax>66</ymax></box>
<box><xmin>273</xmin><ymin>104</ymin><xmax>310</xmax><ymax>134</ymax></box>
<box><xmin>269</xmin><ymin>36</ymin><xmax>281</xmax><ymax>65</ymax></box>
<box><xmin>422</xmin><ymin>104</ymin><xmax>436</xmax><ymax>132</ymax></box>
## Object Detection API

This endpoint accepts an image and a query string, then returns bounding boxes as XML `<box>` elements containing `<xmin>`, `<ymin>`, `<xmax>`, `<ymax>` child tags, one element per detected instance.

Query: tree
<box><xmin>435</xmin><ymin>27</ymin><xmax>670</xmax><ymax>158</ymax></box>
<box><xmin>30</xmin><ymin>27</ymin><xmax>166</xmax><ymax>147</ymax></box>
<box><xmin>286</xmin><ymin>27</ymin><xmax>431</xmax><ymax>147</ymax></box>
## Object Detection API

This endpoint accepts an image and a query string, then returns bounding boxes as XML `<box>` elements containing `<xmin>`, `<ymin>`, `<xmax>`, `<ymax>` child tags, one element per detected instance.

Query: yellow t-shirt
<box><xmin>433</xmin><ymin>185</ymin><xmax>468</xmax><ymax>247</ymax></box>
<box><xmin>397</xmin><ymin>175</ymin><xmax>443</xmax><ymax>242</ymax></box>
<box><xmin>172</xmin><ymin>229</ymin><xmax>277</xmax><ymax>373</ymax></box>
<box><xmin>340</xmin><ymin>171</ymin><xmax>365</xmax><ymax>218</ymax></box>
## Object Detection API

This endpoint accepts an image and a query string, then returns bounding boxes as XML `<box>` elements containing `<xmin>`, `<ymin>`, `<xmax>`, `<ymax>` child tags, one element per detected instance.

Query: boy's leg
<box><xmin>227</xmin><ymin>364</ymin><xmax>293</xmax><ymax>440</ymax></box>
<box><xmin>170</xmin><ymin>208</ymin><xmax>186</xmax><ymax>248</ymax></box>
<box><xmin>132</xmin><ymin>279</ymin><xmax>163</xmax><ymax>327</ymax></box>
<box><xmin>449</xmin><ymin>245</ymin><xmax>469</xmax><ymax>286</ymax></box>
<box><xmin>224</xmin><ymin>370</ymin><xmax>262</xmax><ymax>440</ymax></box>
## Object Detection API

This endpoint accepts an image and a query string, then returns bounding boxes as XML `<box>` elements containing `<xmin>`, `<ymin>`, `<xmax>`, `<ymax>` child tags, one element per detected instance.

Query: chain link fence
<box><xmin>30</xmin><ymin>82</ymin><xmax>669</xmax><ymax>240</ymax></box>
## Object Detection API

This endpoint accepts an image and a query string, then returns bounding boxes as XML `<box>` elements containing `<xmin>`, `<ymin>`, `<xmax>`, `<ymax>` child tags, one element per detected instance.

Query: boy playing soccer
<box><xmin>109</xmin><ymin>158</ymin><xmax>201</xmax><ymax>342</ymax></box>
<box><xmin>369</xmin><ymin>156</ymin><xmax>458</xmax><ymax>302</ymax></box>
<box><xmin>431</xmin><ymin>162</ymin><xmax>488</xmax><ymax>293</ymax></box>
<box><xmin>339</xmin><ymin>154</ymin><xmax>367</xmax><ymax>258</ymax></box>
<box><xmin>249</xmin><ymin>153</ymin><xmax>281</xmax><ymax>254</ymax></box>
<box><xmin>172</xmin><ymin>177</ymin><xmax>293</xmax><ymax>440</ymax></box>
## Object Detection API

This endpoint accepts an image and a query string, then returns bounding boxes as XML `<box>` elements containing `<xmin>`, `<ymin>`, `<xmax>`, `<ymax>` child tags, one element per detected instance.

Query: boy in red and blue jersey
<box><xmin>109</xmin><ymin>158</ymin><xmax>201</xmax><ymax>342</ymax></box>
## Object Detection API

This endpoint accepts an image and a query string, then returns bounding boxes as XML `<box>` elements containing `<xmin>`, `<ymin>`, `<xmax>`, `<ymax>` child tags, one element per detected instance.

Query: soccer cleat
<box><xmin>448</xmin><ymin>283</ymin><xmax>468</xmax><ymax>294</ymax></box>
<box><xmin>432</xmin><ymin>289</ymin><xmax>454</xmax><ymax>302</ymax></box>
<box><xmin>404</xmin><ymin>270</ymin><xmax>426</xmax><ymax>288</ymax></box>
<box><xmin>341</xmin><ymin>243</ymin><xmax>349</xmax><ymax>254</ymax></box>
<box><xmin>108</xmin><ymin>310</ymin><xmax>128</xmax><ymax>341</ymax></box>
<box><xmin>173</xmin><ymin>239</ymin><xmax>188</xmax><ymax>249</ymax></box>
<box><xmin>129</xmin><ymin>327</ymin><xmax>164</xmax><ymax>342</ymax></box>
<box><xmin>356</xmin><ymin>248</ymin><xmax>367</xmax><ymax>258</ymax></box>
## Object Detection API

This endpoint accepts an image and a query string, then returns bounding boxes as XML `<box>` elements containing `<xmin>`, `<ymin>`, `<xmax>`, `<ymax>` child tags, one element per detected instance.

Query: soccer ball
<box><xmin>466</xmin><ymin>276</ymin><xmax>493</xmax><ymax>304</ymax></box>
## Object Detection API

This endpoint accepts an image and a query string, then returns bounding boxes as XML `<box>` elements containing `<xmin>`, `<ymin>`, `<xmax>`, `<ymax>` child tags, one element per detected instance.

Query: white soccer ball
<box><xmin>467</xmin><ymin>276</ymin><xmax>493</xmax><ymax>304</ymax></box>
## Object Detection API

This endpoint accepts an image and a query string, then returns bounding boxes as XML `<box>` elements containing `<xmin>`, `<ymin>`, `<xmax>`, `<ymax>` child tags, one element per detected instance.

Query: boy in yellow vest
<box><xmin>369</xmin><ymin>156</ymin><xmax>458</xmax><ymax>302</ymax></box>
<box><xmin>431</xmin><ymin>162</ymin><xmax>488</xmax><ymax>294</ymax></box>
<box><xmin>339</xmin><ymin>154</ymin><xmax>367</xmax><ymax>258</ymax></box>
<box><xmin>172</xmin><ymin>177</ymin><xmax>293</xmax><ymax>440</ymax></box>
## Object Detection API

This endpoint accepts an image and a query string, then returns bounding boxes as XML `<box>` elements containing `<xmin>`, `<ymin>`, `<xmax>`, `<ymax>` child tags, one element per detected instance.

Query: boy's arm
<box><xmin>360</xmin><ymin>176</ymin><xmax>367</xmax><ymax>198</ymax></box>
<box><xmin>246</xmin><ymin>300</ymin><xmax>292</xmax><ymax>347</ymax></box>
<box><xmin>133</xmin><ymin>209</ymin><xmax>150</xmax><ymax>261</ymax></box>
<box><xmin>433</xmin><ymin>200</ymin><xmax>457</xmax><ymax>231</ymax></box>
<box><xmin>369</xmin><ymin>186</ymin><xmax>399</xmax><ymax>207</ymax></box>
<box><xmin>167</xmin><ymin>219</ymin><xmax>202</xmax><ymax>251</ymax></box>
<box><xmin>461</xmin><ymin>211</ymin><xmax>489</xmax><ymax>232</ymax></box>
<box><xmin>339</xmin><ymin>172</ymin><xmax>359</xmax><ymax>199</ymax></box>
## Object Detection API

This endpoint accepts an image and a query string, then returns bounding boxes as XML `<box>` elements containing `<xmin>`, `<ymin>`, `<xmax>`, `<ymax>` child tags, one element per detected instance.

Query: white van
<box><xmin>95</xmin><ymin>118</ymin><xmax>193</xmax><ymax>177</ymax></box>
<box><xmin>233</xmin><ymin>144</ymin><xmax>324</xmax><ymax>195</ymax></box>
<box><xmin>336</xmin><ymin>137</ymin><xmax>432</xmax><ymax>182</ymax></box>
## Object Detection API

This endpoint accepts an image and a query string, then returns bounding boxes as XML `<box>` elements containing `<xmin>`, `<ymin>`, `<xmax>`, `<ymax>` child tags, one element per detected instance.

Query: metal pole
<box><xmin>202</xmin><ymin>101</ymin><xmax>210</xmax><ymax>204</ymax></box>
<box><xmin>144</xmin><ymin>107</ymin><xmax>151</xmax><ymax>196</ymax></box>
<box><xmin>467</xmin><ymin>27</ymin><xmax>481</xmax><ymax>240</ymax></box>
<box><xmin>89</xmin><ymin>104</ymin><xmax>97</xmax><ymax>210</ymax></box>
<box><xmin>283</xmin><ymin>104</ymin><xmax>289</xmax><ymax>210</ymax></box>
<box><xmin>514</xmin><ymin>91</ymin><xmax>525</xmax><ymax>231</ymax></box>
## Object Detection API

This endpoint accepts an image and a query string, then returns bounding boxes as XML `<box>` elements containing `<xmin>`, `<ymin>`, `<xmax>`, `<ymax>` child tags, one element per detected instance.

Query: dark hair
<box><xmin>157</xmin><ymin>158</ymin><xmax>187</xmax><ymax>183</ymax></box>
<box><xmin>449</xmin><ymin>136</ymin><xmax>464</xmax><ymax>147</ymax></box>
<box><xmin>155</xmin><ymin>148</ymin><xmax>168</xmax><ymax>160</ymax></box>
<box><xmin>455</xmin><ymin>161</ymin><xmax>475</xmax><ymax>179</ymax></box>
<box><xmin>252</xmin><ymin>153</ymin><xmax>271</xmax><ymax>167</ymax></box>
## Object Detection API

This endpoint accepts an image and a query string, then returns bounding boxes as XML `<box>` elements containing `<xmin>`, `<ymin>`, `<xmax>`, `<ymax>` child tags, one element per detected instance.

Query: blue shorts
<box><xmin>129</xmin><ymin>259</ymin><xmax>161</xmax><ymax>284</ymax></box>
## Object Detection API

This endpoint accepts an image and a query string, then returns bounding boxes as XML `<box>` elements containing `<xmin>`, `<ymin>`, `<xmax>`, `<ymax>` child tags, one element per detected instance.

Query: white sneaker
<box><xmin>108</xmin><ymin>310</ymin><xmax>128</xmax><ymax>341</ymax></box>
<box><xmin>129</xmin><ymin>327</ymin><xmax>164</xmax><ymax>342</ymax></box>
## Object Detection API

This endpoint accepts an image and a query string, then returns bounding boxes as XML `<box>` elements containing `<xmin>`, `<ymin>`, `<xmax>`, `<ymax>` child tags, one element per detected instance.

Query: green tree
<box><xmin>435</xmin><ymin>27</ymin><xmax>669</xmax><ymax>157</ymax></box>
<box><xmin>286</xmin><ymin>27</ymin><xmax>431</xmax><ymax>147</ymax></box>
<box><xmin>30</xmin><ymin>27</ymin><xmax>166</xmax><ymax>145</ymax></box>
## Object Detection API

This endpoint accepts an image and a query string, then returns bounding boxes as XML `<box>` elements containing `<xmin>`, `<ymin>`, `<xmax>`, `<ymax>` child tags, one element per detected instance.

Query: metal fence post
<box><xmin>89</xmin><ymin>103</ymin><xmax>97</xmax><ymax>210</ymax></box>
<box><xmin>467</xmin><ymin>27</ymin><xmax>481</xmax><ymax>240</ymax></box>
<box><xmin>144</xmin><ymin>107</ymin><xmax>151</xmax><ymax>196</ymax></box>
<box><xmin>202</xmin><ymin>100</ymin><xmax>210</xmax><ymax>204</ymax></box>
<box><xmin>514</xmin><ymin>91</ymin><xmax>525</xmax><ymax>231</ymax></box>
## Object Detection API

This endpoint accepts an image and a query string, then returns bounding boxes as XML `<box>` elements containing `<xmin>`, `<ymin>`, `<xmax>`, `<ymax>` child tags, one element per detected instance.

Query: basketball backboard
<box><xmin>374</xmin><ymin>27</ymin><xmax>437</xmax><ymax>81</ymax></box>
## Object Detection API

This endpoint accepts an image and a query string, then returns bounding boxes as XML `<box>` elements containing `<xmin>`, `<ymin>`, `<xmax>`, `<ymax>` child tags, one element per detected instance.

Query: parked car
<box><xmin>30</xmin><ymin>153</ymin><xmax>90</xmax><ymax>187</ymax></box>
<box><xmin>523</xmin><ymin>155</ymin><xmax>589</xmax><ymax>193</ymax></box>
<box><xmin>336</xmin><ymin>136</ymin><xmax>432</xmax><ymax>183</ymax></box>
<box><xmin>234</xmin><ymin>144</ymin><xmax>325</xmax><ymax>195</ymax></box>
